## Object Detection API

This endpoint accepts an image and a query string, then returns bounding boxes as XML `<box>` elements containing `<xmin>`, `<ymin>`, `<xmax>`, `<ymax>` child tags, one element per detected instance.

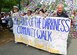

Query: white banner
<box><xmin>13</xmin><ymin>16</ymin><xmax>71</xmax><ymax>55</ymax></box>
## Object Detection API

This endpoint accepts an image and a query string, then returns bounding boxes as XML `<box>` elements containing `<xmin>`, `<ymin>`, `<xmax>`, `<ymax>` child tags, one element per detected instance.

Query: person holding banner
<box><xmin>27</xmin><ymin>10</ymin><xmax>32</xmax><ymax>16</ymax></box>
<box><xmin>12</xmin><ymin>6</ymin><xmax>20</xmax><ymax>17</ymax></box>
<box><xmin>38</xmin><ymin>9</ymin><xmax>46</xmax><ymax>16</ymax></box>
<box><xmin>23</xmin><ymin>10</ymin><xmax>33</xmax><ymax>19</ymax></box>
<box><xmin>9</xmin><ymin>6</ymin><xmax>20</xmax><ymax>31</ymax></box>
<box><xmin>52</xmin><ymin>3</ymin><xmax>69</xmax><ymax>55</ymax></box>
<box><xmin>53</xmin><ymin>3</ymin><xmax>68</xmax><ymax>18</ymax></box>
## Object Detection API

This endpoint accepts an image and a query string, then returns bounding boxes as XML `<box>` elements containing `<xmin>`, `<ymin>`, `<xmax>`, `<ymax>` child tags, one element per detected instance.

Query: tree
<box><xmin>0</xmin><ymin>0</ymin><xmax>18</xmax><ymax>13</ymax></box>
<box><xmin>0</xmin><ymin>0</ymin><xmax>4</xmax><ymax>13</ymax></box>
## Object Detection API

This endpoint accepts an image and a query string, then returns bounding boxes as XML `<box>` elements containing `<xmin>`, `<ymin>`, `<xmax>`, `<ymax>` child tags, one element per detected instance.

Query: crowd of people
<box><xmin>0</xmin><ymin>12</ymin><xmax>11</xmax><ymax>31</ymax></box>
<box><xmin>0</xmin><ymin>3</ymin><xmax>77</xmax><ymax>38</ymax></box>
<box><xmin>0</xmin><ymin>3</ymin><xmax>77</xmax><ymax>55</ymax></box>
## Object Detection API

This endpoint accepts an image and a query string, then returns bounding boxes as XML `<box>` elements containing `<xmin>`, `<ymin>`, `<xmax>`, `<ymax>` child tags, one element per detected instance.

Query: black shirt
<box><xmin>57</xmin><ymin>12</ymin><xmax>68</xmax><ymax>18</ymax></box>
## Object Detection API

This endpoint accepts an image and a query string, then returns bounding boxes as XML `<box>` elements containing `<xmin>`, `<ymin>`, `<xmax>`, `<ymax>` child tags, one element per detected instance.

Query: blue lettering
<box><xmin>65</xmin><ymin>20</ymin><xmax>70</xmax><ymax>32</ymax></box>
<box><xmin>17</xmin><ymin>26</ymin><xmax>21</xmax><ymax>34</ymax></box>
<box><xmin>47</xmin><ymin>31</ymin><xmax>52</xmax><ymax>41</ymax></box>
<box><xmin>60</xmin><ymin>19</ymin><xmax>65</xmax><ymax>32</ymax></box>
<box><xmin>35</xmin><ymin>18</ymin><xmax>41</xmax><ymax>28</ymax></box>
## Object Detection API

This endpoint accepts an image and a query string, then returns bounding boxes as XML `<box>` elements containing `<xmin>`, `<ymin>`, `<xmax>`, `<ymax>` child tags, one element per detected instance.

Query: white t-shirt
<box><xmin>1</xmin><ymin>17</ymin><xmax>6</xmax><ymax>23</ymax></box>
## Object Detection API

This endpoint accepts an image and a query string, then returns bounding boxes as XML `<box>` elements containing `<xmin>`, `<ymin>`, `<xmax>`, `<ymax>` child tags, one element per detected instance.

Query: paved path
<box><xmin>0</xmin><ymin>41</ymin><xmax>55</xmax><ymax>55</ymax></box>
<box><xmin>68</xmin><ymin>39</ymin><xmax>77</xmax><ymax>55</ymax></box>
<box><xmin>0</xmin><ymin>30</ymin><xmax>77</xmax><ymax>55</ymax></box>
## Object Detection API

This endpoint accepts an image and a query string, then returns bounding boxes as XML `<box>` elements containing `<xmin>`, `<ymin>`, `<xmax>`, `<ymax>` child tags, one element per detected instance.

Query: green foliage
<box><xmin>2</xmin><ymin>8</ymin><xmax>10</xmax><ymax>12</ymax></box>
<box><xmin>0</xmin><ymin>0</ymin><xmax>19</xmax><ymax>12</ymax></box>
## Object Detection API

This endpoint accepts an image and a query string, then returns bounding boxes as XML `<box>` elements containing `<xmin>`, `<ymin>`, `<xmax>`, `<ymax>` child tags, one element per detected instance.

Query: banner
<box><xmin>13</xmin><ymin>16</ymin><xmax>71</xmax><ymax>55</ymax></box>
